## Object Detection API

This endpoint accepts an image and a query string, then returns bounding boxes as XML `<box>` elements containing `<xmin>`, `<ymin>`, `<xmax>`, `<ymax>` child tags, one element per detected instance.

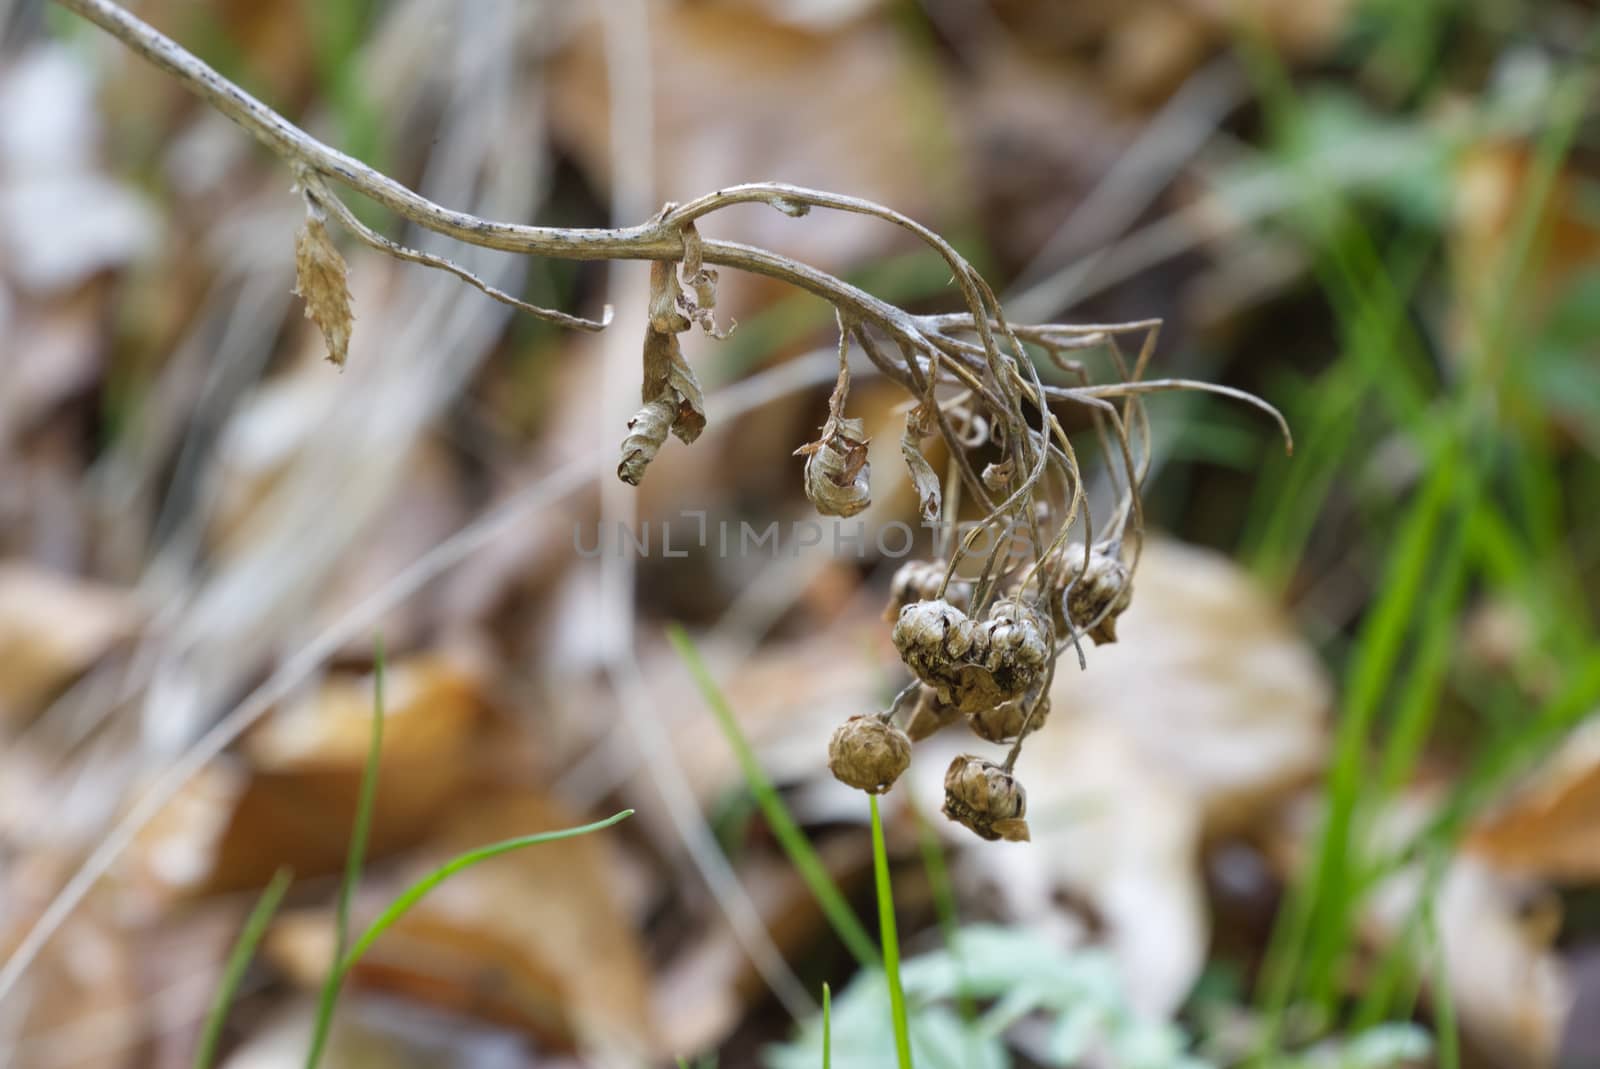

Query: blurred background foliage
<box><xmin>1</xmin><ymin>0</ymin><xmax>1598</xmax><ymax>1067</ymax></box>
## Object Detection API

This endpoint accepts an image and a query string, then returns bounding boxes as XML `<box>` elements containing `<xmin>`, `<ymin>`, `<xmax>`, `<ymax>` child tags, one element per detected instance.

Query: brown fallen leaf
<box><xmin>218</xmin><ymin>996</ymin><xmax>530</xmax><ymax>1069</ymax></box>
<box><xmin>1362</xmin><ymin>799</ymin><xmax>1573</xmax><ymax>1068</ymax></box>
<box><xmin>1058</xmin><ymin>536</ymin><xmax>1332</xmax><ymax>834</ymax></box>
<box><xmin>0</xmin><ymin>561</ymin><xmax>139</xmax><ymax>725</ymax></box>
<box><xmin>1468</xmin><ymin>711</ymin><xmax>1600</xmax><ymax>883</ymax></box>
<box><xmin>1453</xmin><ymin>140</ymin><xmax>1600</xmax><ymax>333</ymax></box>
<box><xmin>131</xmin><ymin>652</ymin><xmax>487</xmax><ymax>897</ymax></box>
<box><xmin>267</xmin><ymin>791</ymin><xmax>654</xmax><ymax>1061</ymax></box>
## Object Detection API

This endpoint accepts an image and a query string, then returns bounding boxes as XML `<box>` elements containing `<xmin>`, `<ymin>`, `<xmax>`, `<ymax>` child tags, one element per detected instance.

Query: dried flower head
<box><xmin>947</xmin><ymin>598</ymin><xmax>1049</xmax><ymax>713</ymax></box>
<box><xmin>967</xmin><ymin>688</ymin><xmax>1050</xmax><ymax>745</ymax></box>
<box><xmin>894</xmin><ymin>597</ymin><xmax>1049</xmax><ymax>714</ymax></box>
<box><xmin>904</xmin><ymin>685</ymin><xmax>962</xmax><ymax>741</ymax></box>
<box><xmin>827</xmin><ymin>715</ymin><xmax>912</xmax><ymax>794</ymax></box>
<box><xmin>942</xmin><ymin>754</ymin><xmax>1029</xmax><ymax>841</ymax></box>
<box><xmin>1060</xmin><ymin>545</ymin><xmax>1133</xmax><ymax>645</ymax></box>
<box><xmin>884</xmin><ymin>559</ymin><xmax>971</xmax><ymax>622</ymax></box>
<box><xmin>892</xmin><ymin>598</ymin><xmax>976</xmax><ymax>705</ymax></box>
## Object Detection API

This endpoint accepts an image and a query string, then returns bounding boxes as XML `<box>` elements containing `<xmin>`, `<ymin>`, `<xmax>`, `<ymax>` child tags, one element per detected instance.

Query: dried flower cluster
<box><xmin>589</xmin><ymin>200</ymin><xmax>1289</xmax><ymax>843</ymax></box>
<box><xmin>0</xmin><ymin>0</ymin><xmax>1310</xmax><ymax>1012</ymax></box>
<box><xmin>52</xmin><ymin>0</ymin><xmax>1292</xmax><ymax>858</ymax></box>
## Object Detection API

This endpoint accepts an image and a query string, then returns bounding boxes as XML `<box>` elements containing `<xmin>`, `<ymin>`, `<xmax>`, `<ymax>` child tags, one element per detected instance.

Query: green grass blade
<box><xmin>1257</xmin><ymin>462</ymin><xmax>1455</xmax><ymax>1048</ymax></box>
<box><xmin>193</xmin><ymin>867</ymin><xmax>293</xmax><ymax>1069</ymax></box>
<box><xmin>822</xmin><ymin>981</ymin><xmax>832</xmax><ymax>1069</ymax></box>
<box><xmin>340</xmin><ymin>810</ymin><xmax>635</xmax><ymax>972</ymax></box>
<box><xmin>871</xmin><ymin>795</ymin><xmax>914</xmax><ymax>1069</ymax></box>
<box><xmin>667</xmin><ymin>623</ymin><xmax>880</xmax><ymax>968</ymax></box>
<box><xmin>1425</xmin><ymin>895</ymin><xmax>1460</xmax><ymax>1069</ymax></box>
<box><xmin>915</xmin><ymin>807</ymin><xmax>978</xmax><ymax>1064</ymax></box>
<box><xmin>1374</xmin><ymin>515</ymin><xmax>1472</xmax><ymax>798</ymax></box>
<box><xmin>304</xmin><ymin>636</ymin><xmax>387</xmax><ymax>1069</ymax></box>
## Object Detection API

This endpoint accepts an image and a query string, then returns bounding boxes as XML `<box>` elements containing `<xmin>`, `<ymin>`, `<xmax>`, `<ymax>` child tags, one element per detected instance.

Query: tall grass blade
<box><xmin>871</xmin><ymin>795</ymin><xmax>913</xmax><ymax>1069</ymax></box>
<box><xmin>304</xmin><ymin>636</ymin><xmax>387</xmax><ymax>1069</ymax></box>
<box><xmin>1425</xmin><ymin>896</ymin><xmax>1460</xmax><ymax>1069</ymax></box>
<box><xmin>821</xmin><ymin>981</ymin><xmax>831</xmax><ymax>1069</ymax></box>
<box><xmin>193</xmin><ymin>867</ymin><xmax>293</xmax><ymax>1069</ymax></box>
<box><xmin>668</xmin><ymin>623</ymin><xmax>879</xmax><ymax>968</ymax></box>
<box><xmin>338</xmin><ymin>810</ymin><xmax>634</xmax><ymax>971</ymax></box>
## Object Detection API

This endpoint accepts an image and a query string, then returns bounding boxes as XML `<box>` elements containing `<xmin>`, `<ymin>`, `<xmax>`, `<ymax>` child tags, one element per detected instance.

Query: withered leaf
<box><xmin>803</xmin><ymin>415</ymin><xmax>871</xmax><ymax>517</ymax></box>
<box><xmin>618</xmin><ymin>396</ymin><xmax>677</xmax><ymax>486</ymax></box>
<box><xmin>620</xmin><ymin>324</ymin><xmax>707</xmax><ymax>485</ymax></box>
<box><xmin>293</xmin><ymin>213</ymin><xmax>354</xmax><ymax>367</ymax></box>
<box><xmin>900</xmin><ymin>402</ymin><xmax>943</xmax><ymax>525</ymax></box>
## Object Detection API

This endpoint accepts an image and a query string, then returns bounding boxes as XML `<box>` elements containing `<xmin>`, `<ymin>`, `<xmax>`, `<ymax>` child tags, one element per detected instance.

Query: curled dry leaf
<box><xmin>617</xmin><ymin>261</ymin><xmax>709</xmax><ymax>486</ymax></box>
<box><xmin>617</xmin><ymin>396</ymin><xmax>678</xmax><ymax>487</ymax></box>
<box><xmin>900</xmin><ymin>401</ymin><xmax>943</xmax><ymax>525</ymax></box>
<box><xmin>679</xmin><ymin>219</ymin><xmax>733</xmax><ymax>339</ymax></box>
<box><xmin>292</xmin><ymin>206</ymin><xmax>354</xmax><ymax>368</ymax></box>
<box><xmin>800</xmin><ymin>415</ymin><xmax>871</xmax><ymax>517</ymax></box>
<box><xmin>797</xmin><ymin>329</ymin><xmax>872</xmax><ymax>517</ymax></box>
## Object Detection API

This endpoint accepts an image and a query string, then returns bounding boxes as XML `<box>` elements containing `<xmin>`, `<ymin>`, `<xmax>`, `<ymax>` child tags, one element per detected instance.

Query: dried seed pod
<box><xmin>967</xmin><ymin>688</ymin><xmax>1050</xmax><ymax>745</ymax></box>
<box><xmin>904</xmin><ymin>685</ymin><xmax>962</xmax><ymax>741</ymax></box>
<box><xmin>1061</xmin><ymin>545</ymin><xmax>1133</xmax><ymax>645</ymax></box>
<box><xmin>802</xmin><ymin>416</ymin><xmax>871</xmax><ymax>517</ymax></box>
<box><xmin>946</xmin><ymin>598</ymin><xmax>1049</xmax><ymax>714</ymax></box>
<box><xmin>884</xmin><ymin>559</ymin><xmax>971</xmax><ymax>622</ymax></box>
<box><xmin>942</xmin><ymin>754</ymin><xmax>1029</xmax><ymax>842</ymax></box>
<box><xmin>293</xmin><ymin>207</ymin><xmax>354</xmax><ymax>367</ymax></box>
<box><xmin>891</xmin><ymin>599</ymin><xmax>976</xmax><ymax>704</ymax></box>
<box><xmin>827</xmin><ymin>715</ymin><xmax>912</xmax><ymax>794</ymax></box>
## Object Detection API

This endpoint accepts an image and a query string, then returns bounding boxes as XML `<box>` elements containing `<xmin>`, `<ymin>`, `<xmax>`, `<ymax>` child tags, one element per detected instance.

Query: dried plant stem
<box><xmin>36</xmin><ymin>0</ymin><xmax>1301</xmax><ymax>967</ymax></box>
